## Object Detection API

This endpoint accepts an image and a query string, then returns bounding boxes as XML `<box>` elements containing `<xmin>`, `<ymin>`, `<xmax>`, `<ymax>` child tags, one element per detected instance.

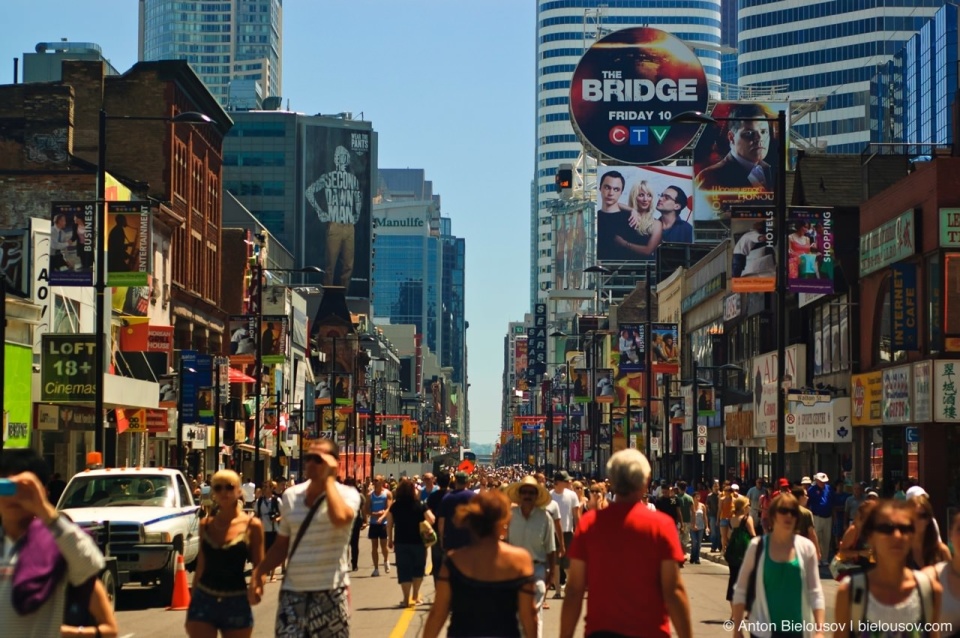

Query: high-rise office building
<box><xmin>138</xmin><ymin>0</ymin><xmax>282</xmax><ymax>108</ymax></box>
<box><xmin>440</xmin><ymin>217</ymin><xmax>466</xmax><ymax>385</ymax></box>
<box><xmin>533</xmin><ymin>0</ymin><xmax>723</xmax><ymax>307</ymax></box>
<box><xmin>738</xmin><ymin>0</ymin><xmax>945</xmax><ymax>153</ymax></box>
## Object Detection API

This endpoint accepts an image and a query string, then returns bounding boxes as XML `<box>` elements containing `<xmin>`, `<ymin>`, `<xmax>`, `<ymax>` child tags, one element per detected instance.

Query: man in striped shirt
<box><xmin>251</xmin><ymin>439</ymin><xmax>361</xmax><ymax>637</ymax></box>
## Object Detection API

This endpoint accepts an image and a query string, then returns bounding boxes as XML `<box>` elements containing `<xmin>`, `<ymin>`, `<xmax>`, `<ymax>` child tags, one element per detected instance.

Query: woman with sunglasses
<box><xmin>571</xmin><ymin>481</ymin><xmax>588</xmax><ymax>515</ymax></box>
<box><xmin>732</xmin><ymin>492</ymin><xmax>825</xmax><ymax>638</ymax></box>
<box><xmin>925</xmin><ymin>511</ymin><xmax>960</xmax><ymax>636</ymax></box>
<box><xmin>186</xmin><ymin>469</ymin><xmax>265</xmax><ymax>638</ymax></box>
<box><xmin>585</xmin><ymin>485</ymin><xmax>609</xmax><ymax>512</ymax></box>
<box><xmin>835</xmin><ymin>499</ymin><xmax>941</xmax><ymax>638</ymax></box>
<box><xmin>908</xmin><ymin>495</ymin><xmax>950</xmax><ymax>570</ymax></box>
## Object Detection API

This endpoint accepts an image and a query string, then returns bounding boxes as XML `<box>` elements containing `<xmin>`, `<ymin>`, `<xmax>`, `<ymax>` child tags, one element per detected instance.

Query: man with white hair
<box><xmin>560</xmin><ymin>449</ymin><xmax>692</xmax><ymax>638</ymax></box>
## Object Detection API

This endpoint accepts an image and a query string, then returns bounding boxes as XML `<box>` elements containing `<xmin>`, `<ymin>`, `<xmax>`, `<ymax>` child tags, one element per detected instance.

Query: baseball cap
<box><xmin>814</xmin><ymin>472</ymin><xmax>829</xmax><ymax>483</ymax></box>
<box><xmin>730</xmin><ymin>483</ymin><xmax>740</xmax><ymax>492</ymax></box>
<box><xmin>554</xmin><ymin>470</ymin><xmax>571</xmax><ymax>482</ymax></box>
<box><xmin>905</xmin><ymin>485</ymin><xmax>928</xmax><ymax>499</ymax></box>
<box><xmin>800</xmin><ymin>476</ymin><xmax>812</xmax><ymax>486</ymax></box>
<box><xmin>777</xmin><ymin>478</ymin><xmax>791</xmax><ymax>489</ymax></box>
<box><xmin>865</xmin><ymin>490</ymin><xmax>879</xmax><ymax>500</ymax></box>
<box><xmin>454</xmin><ymin>471</ymin><xmax>470</xmax><ymax>483</ymax></box>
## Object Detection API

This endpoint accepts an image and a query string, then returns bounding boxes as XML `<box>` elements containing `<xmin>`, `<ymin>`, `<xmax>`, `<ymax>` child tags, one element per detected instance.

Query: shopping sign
<box><xmin>41</xmin><ymin>334</ymin><xmax>97</xmax><ymax>402</ymax></box>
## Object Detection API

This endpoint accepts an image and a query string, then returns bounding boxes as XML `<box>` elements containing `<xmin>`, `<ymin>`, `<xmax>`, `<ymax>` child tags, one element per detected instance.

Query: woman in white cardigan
<box><xmin>731</xmin><ymin>491</ymin><xmax>826</xmax><ymax>638</ymax></box>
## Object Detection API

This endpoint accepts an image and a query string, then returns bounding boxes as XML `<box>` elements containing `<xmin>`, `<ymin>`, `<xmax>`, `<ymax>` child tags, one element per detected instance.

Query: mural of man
<box><xmin>305</xmin><ymin>145</ymin><xmax>362</xmax><ymax>288</ymax></box>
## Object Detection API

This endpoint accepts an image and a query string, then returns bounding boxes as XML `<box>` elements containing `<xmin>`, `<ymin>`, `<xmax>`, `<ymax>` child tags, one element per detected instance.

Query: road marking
<box><xmin>388</xmin><ymin>605</ymin><xmax>417</xmax><ymax>638</ymax></box>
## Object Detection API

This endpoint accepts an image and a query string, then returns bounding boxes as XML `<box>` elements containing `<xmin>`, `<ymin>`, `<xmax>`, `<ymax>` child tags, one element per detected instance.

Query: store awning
<box><xmin>229</xmin><ymin>368</ymin><xmax>256</xmax><ymax>384</ymax></box>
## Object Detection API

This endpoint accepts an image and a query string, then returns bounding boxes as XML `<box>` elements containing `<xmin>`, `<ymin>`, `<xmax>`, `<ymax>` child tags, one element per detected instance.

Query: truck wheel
<box><xmin>157</xmin><ymin>555</ymin><xmax>176</xmax><ymax>603</ymax></box>
<box><xmin>99</xmin><ymin>565</ymin><xmax>117</xmax><ymax>611</ymax></box>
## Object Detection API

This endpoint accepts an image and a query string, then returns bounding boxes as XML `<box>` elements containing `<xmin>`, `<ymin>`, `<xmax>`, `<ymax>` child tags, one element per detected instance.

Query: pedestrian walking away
<box><xmin>806</xmin><ymin>473</ymin><xmax>833</xmax><ymax>566</ymax></box>
<box><xmin>387</xmin><ymin>478</ymin><xmax>435</xmax><ymax>607</ymax></box>
<box><xmin>365</xmin><ymin>475</ymin><xmax>393</xmax><ymax>576</ymax></box>
<box><xmin>724</xmin><ymin>495</ymin><xmax>756</xmax><ymax>616</ymax></box>
<box><xmin>250</xmin><ymin>439</ymin><xmax>360</xmax><ymax>638</ymax></box>
<box><xmin>505</xmin><ymin>475</ymin><xmax>557</xmax><ymax>638</ymax></box>
<box><xmin>550</xmin><ymin>471</ymin><xmax>580</xmax><ymax>596</ymax></box>
<box><xmin>425</xmin><ymin>470</ymin><xmax>451</xmax><ymax>584</ymax></box>
<box><xmin>438</xmin><ymin>471</ymin><xmax>477</xmax><ymax>555</ymax></box>
<box><xmin>254</xmin><ymin>480</ymin><xmax>281</xmax><ymax>582</ymax></box>
<box><xmin>343</xmin><ymin>476</ymin><xmax>365</xmax><ymax>572</ymax></box>
<box><xmin>422</xmin><ymin>490</ymin><xmax>538</xmax><ymax>638</ymax></box>
<box><xmin>186</xmin><ymin>469</ymin><xmax>265</xmax><ymax>638</ymax></box>
<box><xmin>560</xmin><ymin>449</ymin><xmax>692</xmax><ymax>638</ymax></box>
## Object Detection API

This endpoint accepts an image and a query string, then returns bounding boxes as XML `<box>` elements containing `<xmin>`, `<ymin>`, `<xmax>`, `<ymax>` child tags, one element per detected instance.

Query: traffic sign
<box><xmin>785</xmin><ymin>413</ymin><xmax>797</xmax><ymax>436</ymax></box>
<box><xmin>696</xmin><ymin>425</ymin><xmax>707</xmax><ymax>437</ymax></box>
<box><xmin>905</xmin><ymin>426</ymin><xmax>920</xmax><ymax>443</ymax></box>
<box><xmin>697</xmin><ymin>436</ymin><xmax>707</xmax><ymax>454</ymax></box>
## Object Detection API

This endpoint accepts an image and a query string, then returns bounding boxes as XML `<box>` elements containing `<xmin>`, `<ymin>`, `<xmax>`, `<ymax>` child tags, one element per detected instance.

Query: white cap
<box><xmin>814</xmin><ymin>472</ymin><xmax>829</xmax><ymax>483</ymax></box>
<box><xmin>731</xmin><ymin>483</ymin><xmax>740</xmax><ymax>491</ymax></box>
<box><xmin>865</xmin><ymin>490</ymin><xmax>879</xmax><ymax>499</ymax></box>
<box><xmin>800</xmin><ymin>476</ymin><xmax>813</xmax><ymax>485</ymax></box>
<box><xmin>906</xmin><ymin>485</ymin><xmax>928</xmax><ymax>499</ymax></box>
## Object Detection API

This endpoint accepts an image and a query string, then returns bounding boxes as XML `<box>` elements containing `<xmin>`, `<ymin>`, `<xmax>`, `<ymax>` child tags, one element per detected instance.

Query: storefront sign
<box><xmin>765</xmin><ymin>435</ymin><xmax>799</xmax><ymax>454</ymax></box>
<box><xmin>914</xmin><ymin>361</ymin><xmax>932</xmax><ymax>423</ymax></box>
<box><xmin>751</xmin><ymin>345</ymin><xmax>807</xmax><ymax>438</ymax></box>
<box><xmin>793</xmin><ymin>397</ymin><xmax>852</xmax><ymax>443</ymax></box>
<box><xmin>934</xmin><ymin>361</ymin><xmax>960</xmax><ymax>422</ymax></box>
<box><xmin>939</xmin><ymin>208</ymin><xmax>960</xmax><ymax>247</ymax></box>
<box><xmin>881</xmin><ymin>365</ymin><xmax>911</xmax><ymax>424</ymax></box>
<box><xmin>890</xmin><ymin>263</ymin><xmax>918</xmax><ymax>350</ymax></box>
<box><xmin>41</xmin><ymin>334</ymin><xmax>97</xmax><ymax>402</ymax></box>
<box><xmin>723</xmin><ymin>293</ymin><xmax>742</xmax><ymax>323</ymax></box>
<box><xmin>859</xmin><ymin>210</ymin><xmax>915</xmax><ymax>276</ymax></box>
<box><xmin>724</xmin><ymin>407</ymin><xmax>753</xmax><ymax>443</ymax></box>
<box><xmin>851</xmin><ymin>371</ymin><xmax>883</xmax><ymax>426</ymax></box>
<box><xmin>681</xmin><ymin>274</ymin><xmax>725</xmax><ymax>313</ymax></box>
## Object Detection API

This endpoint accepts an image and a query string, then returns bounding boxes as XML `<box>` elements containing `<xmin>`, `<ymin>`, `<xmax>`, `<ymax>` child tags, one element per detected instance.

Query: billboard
<box><xmin>787</xmin><ymin>208</ymin><xmax>834</xmax><ymax>294</ymax></box>
<box><xmin>730</xmin><ymin>207</ymin><xmax>777</xmax><ymax>292</ymax></box>
<box><xmin>596</xmin><ymin>166</ymin><xmax>694</xmax><ymax>263</ymax></box>
<box><xmin>553</xmin><ymin>202</ymin><xmax>592</xmax><ymax>294</ymax></box>
<box><xmin>617</xmin><ymin>323</ymin><xmax>646</xmax><ymax>372</ymax></box>
<box><xmin>569</xmin><ymin>27</ymin><xmax>709</xmax><ymax>165</ymax></box>
<box><xmin>650</xmin><ymin>323</ymin><xmax>679</xmax><ymax>374</ymax></box>
<box><xmin>106</xmin><ymin>202</ymin><xmax>151</xmax><ymax>286</ymax></box>
<box><xmin>514</xmin><ymin>337</ymin><xmax>528</xmax><ymax>379</ymax></box>
<box><xmin>49</xmin><ymin>202</ymin><xmax>95</xmax><ymax>286</ymax></box>
<box><xmin>302</xmin><ymin>123</ymin><xmax>373</xmax><ymax>298</ymax></box>
<box><xmin>693</xmin><ymin>102</ymin><xmax>788</xmax><ymax>221</ymax></box>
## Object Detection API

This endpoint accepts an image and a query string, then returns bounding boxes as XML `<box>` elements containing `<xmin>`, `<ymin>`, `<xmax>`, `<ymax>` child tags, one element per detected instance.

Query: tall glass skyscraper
<box><xmin>738</xmin><ymin>0</ymin><xmax>945</xmax><ymax>153</ymax></box>
<box><xmin>138</xmin><ymin>0</ymin><xmax>283</xmax><ymax>107</ymax></box>
<box><xmin>440</xmin><ymin>217</ymin><xmax>466</xmax><ymax>385</ymax></box>
<box><xmin>533</xmin><ymin>0</ymin><xmax>722</xmax><ymax>307</ymax></box>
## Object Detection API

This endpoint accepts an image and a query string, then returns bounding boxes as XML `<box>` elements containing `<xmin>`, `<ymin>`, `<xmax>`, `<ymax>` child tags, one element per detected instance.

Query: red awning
<box><xmin>229</xmin><ymin>367</ymin><xmax>256</xmax><ymax>383</ymax></box>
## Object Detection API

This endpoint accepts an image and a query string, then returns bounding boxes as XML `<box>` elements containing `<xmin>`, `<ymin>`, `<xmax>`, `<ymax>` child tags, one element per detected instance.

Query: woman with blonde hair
<box><xmin>614</xmin><ymin>179</ymin><xmax>663</xmax><ymax>258</ymax></box>
<box><xmin>908</xmin><ymin>494</ymin><xmax>951</xmax><ymax>569</ymax></box>
<box><xmin>832</xmin><ymin>499</ymin><xmax>877</xmax><ymax>580</ymax></box>
<box><xmin>724</xmin><ymin>495</ymin><xmax>756</xmax><ymax>616</ymax></box>
<box><xmin>585</xmin><ymin>483</ymin><xmax>609</xmax><ymax>512</ymax></box>
<box><xmin>571</xmin><ymin>480</ymin><xmax>588</xmax><ymax>514</ymax></box>
<box><xmin>186</xmin><ymin>469</ymin><xmax>265</xmax><ymax>638</ymax></box>
<box><xmin>422</xmin><ymin>490</ymin><xmax>536</xmax><ymax>638</ymax></box>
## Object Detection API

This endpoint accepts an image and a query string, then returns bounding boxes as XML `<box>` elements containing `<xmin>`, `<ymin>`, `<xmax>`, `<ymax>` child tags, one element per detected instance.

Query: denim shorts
<box><xmin>186</xmin><ymin>586</ymin><xmax>253</xmax><ymax>630</ymax></box>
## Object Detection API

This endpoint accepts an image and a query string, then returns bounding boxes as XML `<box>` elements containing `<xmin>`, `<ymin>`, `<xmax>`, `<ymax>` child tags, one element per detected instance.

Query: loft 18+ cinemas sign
<box><xmin>569</xmin><ymin>27</ymin><xmax>709</xmax><ymax>165</ymax></box>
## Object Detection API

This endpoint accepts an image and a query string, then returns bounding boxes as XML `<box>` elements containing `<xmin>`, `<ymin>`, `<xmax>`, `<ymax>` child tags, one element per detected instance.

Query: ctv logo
<box><xmin>608</xmin><ymin>126</ymin><xmax>670</xmax><ymax>146</ymax></box>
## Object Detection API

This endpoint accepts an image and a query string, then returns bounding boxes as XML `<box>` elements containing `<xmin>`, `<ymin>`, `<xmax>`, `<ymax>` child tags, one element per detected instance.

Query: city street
<box><xmin>115</xmin><ymin>548</ymin><xmax>840</xmax><ymax>637</ymax></box>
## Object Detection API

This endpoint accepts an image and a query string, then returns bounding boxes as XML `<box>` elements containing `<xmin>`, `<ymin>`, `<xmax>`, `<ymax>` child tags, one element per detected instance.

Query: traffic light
<box><xmin>555</xmin><ymin>163</ymin><xmax>573</xmax><ymax>200</ymax></box>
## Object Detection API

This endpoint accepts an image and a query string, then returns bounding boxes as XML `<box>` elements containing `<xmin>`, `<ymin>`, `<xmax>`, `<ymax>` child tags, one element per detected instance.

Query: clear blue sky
<box><xmin>0</xmin><ymin>1</ymin><xmax>534</xmax><ymax>446</ymax></box>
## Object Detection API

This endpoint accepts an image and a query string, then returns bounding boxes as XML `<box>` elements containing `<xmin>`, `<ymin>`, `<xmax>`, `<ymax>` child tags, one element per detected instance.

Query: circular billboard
<box><xmin>569</xmin><ymin>27</ymin><xmax>709</xmax><ymax>165</ymax></box>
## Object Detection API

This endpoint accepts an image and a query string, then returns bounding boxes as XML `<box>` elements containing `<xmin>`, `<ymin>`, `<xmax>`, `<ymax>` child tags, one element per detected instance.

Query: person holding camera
<box><xmin>255</xmin><ymin>481</ymin><xmax>282</xmax><ymax>582</ymax></box>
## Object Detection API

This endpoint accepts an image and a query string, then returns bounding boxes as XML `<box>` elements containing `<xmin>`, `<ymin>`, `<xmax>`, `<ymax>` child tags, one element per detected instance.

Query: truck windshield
<box><xmin>59</xmin><ymin>475</ymin><xmax>176</xmax><ymax>508</ymax></box>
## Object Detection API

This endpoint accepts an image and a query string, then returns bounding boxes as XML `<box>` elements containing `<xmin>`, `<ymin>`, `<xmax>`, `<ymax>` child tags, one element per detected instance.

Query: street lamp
<box><xmin>95</xmin><ymin>109</ymin><xmax>216</xmax><ymax>467</ymax></box>
<box><xmin>670</xmin><ymin>109</ymin><xmax>788</xmax><ymax>480</ymax></box>
<box><xmin>253</xmin><ymin>264</ymin><xmax>323</xmax><ymax>485</ymax></box>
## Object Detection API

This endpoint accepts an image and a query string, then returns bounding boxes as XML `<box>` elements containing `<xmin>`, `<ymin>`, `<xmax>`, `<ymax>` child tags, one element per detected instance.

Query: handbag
<box><xmin>829</xmin><ymin>554</ymin><xmax>861</xmax><ymax>580</ymax></box>
<box><xmin>419</xmin><ymin>519</ymin><xmax>438</xmax><ymax>548</ymax></box>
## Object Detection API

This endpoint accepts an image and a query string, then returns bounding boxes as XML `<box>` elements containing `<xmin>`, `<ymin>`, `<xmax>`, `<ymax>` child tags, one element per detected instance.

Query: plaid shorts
<box><xmin>275</xmin><ymin>587</ymin><xmax>349</xmax><ymax>637</ymax></box>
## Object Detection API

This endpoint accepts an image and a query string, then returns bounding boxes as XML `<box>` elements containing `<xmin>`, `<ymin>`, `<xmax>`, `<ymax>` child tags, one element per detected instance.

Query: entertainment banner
<box><xmin>572</xmin><ymin>369</ymin><xmax>591</xmax><ymax>404</ymax></box>
<box><xmin>302</xmin><ymin>123</ymin><xmax>373</xmax><ymax>299</ymax></box>
<box><xmin>596</xmin><ymin>165</ymin><xmax>694</xmax><ymax>264</ymax></box>
<box><xmin>730</xmin><ymin>207</ymin><xmax>777</xmax><ymax>293</ymax></box>
<box><xmin>49</xmin><ymin>202</ymin><xmax>95</xmax><ymax>286</ymax></box>
<box><xmin>693</xmin><ymin>102</ymin><xmax>788</xmax><ymax>221</ymax></box>
<box><xmin>650</xmin><ymin>323</ymin><xmax>680</xmax><ymax>374</ymax></box>
<box><xmin>617</xmin><ymin>323</ymin><xmax>646</xmax><ymax>372</ymax></box>
<box><xmin>787</xmin><ymin>208</ymin><xmax>834</xmax><ymax>294</ymax></box>
<box><xmin>106</xmin><ymin>202</ymin><xmax>151</xmax><ymax>286</ymax></box>
<box><xmin>260</xmin><ymin>315</ymin><xmax>288</xmax><ymax>364</ymax></box>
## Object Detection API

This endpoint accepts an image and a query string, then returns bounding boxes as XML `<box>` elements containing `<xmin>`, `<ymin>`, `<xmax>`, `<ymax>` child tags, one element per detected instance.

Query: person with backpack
<box><xmin>731</xmin><ymin>491</ymin><xmax>825</xmax><ymax>637</ymax></box>
<box><xmin>725</xmin><ymin>496</ymin><xmax>757</xmax><ymax>615</ymax></box>
<box><xmin>255</xmin><ymin>481</ymin><xmax>282</xmax><ymax>582</ymax></box>
<box><xmin>834</xmin><ymin>499</ymin><xmax>941</xmax><ymax>638</ymax></box>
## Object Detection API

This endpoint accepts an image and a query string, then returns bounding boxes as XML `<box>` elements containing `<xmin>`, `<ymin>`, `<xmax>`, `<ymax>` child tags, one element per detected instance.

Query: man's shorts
<box><xmin>275</xmin><ymin>587</ymin><xmax>349</xmax><ymax>638</ymax></box>
<box><xmin>368</xmin><ymin>522</ymin><xmax>387</xmax><ymax>539</ymax></box>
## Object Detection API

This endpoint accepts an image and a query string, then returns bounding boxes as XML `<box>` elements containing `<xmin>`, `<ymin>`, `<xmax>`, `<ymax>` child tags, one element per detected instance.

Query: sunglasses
<box><xmin>212</xmin><ymin>484</ymin><xmax>236</xmax><ymax>492</ymax></box>
<box><xmin>874</xmin><ymin>523</ymin><xmax>915</xmax><ymax>536</ymax></box>
<box><xmin>304</xmin><ymin>453</ymin><xmax>322</xmax><ymax>464</ymax></box>
<box><xmin>777</xmin><ymin>507</ymin><xmax>799</xmax><ymax>517</ymax></box>
<box><xmin>519</xmin><ymin>489</ymin><xmax>538</xmax><ymax>497</ymax></box>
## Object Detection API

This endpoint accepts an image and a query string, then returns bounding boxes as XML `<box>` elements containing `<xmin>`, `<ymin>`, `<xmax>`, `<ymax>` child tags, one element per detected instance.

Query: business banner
<box><xmin>617</xmin><ymin>323</ymin><xmax>646</xmax><ymax>372</ymax></box>
<box><xmin>49</xmin><ymin>202</ymin><xmax>95</xmax><ymax>286</ymax></box>
<box><xmin>302</xmin><ymin>123</ymin><xmax>373</xmax><ymax>299</ymax></box>
<box><xmin>260</xmin><ymin>315</ymin><xmax>288</xmax><ymax>365</ymax></box>
<box><xmin>596</xmin><ymin>166</ymin><xmax>694</xmax><ymax>263</ymax></box>
<box><xmin>228</xmin><ymin>315</ymin><xmax>258</xmax><ymax>364</ymax></box>
<box><xmin>106</xmin><ymin>201</ymin><xmax>151</xmax><ymax>286</ymax></box>
<box><xmin>693</xmin><ymin>102</ymin><xmax>788</xmax><ymax>221</ymax></box>
<box><xmin>891</xmin><ymin>263</ymin><xmax>919</xmax><ymax>350</ymax></box>
<box><xmin>650</xmin><ymin>323</ymin><xmax>679</xmax><ymax>374</ymax></box>
<box><xmin>730</xmin><ymin>207</ymin><xmax>776</xmax><ymax>292</ymax></box>
<box><xmin>787</xmin><ymin>208</ymin><xmax>834</xmax><ymax>294</ymax></box>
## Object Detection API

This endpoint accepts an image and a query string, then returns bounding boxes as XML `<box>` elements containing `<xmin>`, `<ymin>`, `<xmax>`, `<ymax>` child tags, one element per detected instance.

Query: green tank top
<box><xmin>764</xmin><ymin>541</ymin><xmax>803</xmax><ymax>626</ymax></box>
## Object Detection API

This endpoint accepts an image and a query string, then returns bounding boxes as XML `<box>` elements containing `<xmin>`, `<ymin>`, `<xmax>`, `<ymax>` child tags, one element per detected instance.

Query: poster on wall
<box><xmin>228</xmin><ymin>315</ymin><xmax>258</xmax><ymax>364</ymax></box>
<box><xmin>786</xmin><ymin>207</ymin><xmax>834</xmax><ymax>294</ymax></box>
<box><xmin>595</xmin><ymin>369</ymin><xmax>615</xmax><ymax>404</ymax></box>
<box><xmin>617</xmin><ymin>323</ymin><xmax>646</xmax><ymax>372</ymax></box>
<box><xmin>596</xmin><ymin>165</ymin><xmax>694</xmax><ymax>263</ymax></box>
<box><xmin>730</xmin><ymin>207</ymin><xmax>776</xmax><ymax>292</ymax></box>
<box><xmin>49</xmin><ymin>202</ymin><xmax>95</xmax><ymax>286</ymax></box>
<box><xmin>302</xmin><ymin>123</ymin><xmax>373</xmax><ymax>299</ymax></box>
<box><xmin>572</xmin><ymin>369</ymin><xmax>591</xmax><ymax>404</ymax></box>
<box><xmin>650</xmin><ymin>323</ymin><xmax>680</xmax><ymax>374</ymax></box>
<box><xmin>260</xmin><ymin>316</ymin><xmax>288</xmax><ymax>364</ymax></box>
<box><xmin>105</xmin><ymin>201</ymin><xmax>151</xmax><ymax>286</ymax></box>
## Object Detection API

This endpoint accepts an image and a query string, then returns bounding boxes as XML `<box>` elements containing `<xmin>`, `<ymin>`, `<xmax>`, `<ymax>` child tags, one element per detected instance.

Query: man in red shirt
<box><xmin>560</xmin><ymin>449</ymin><xmax>692</xmax><ymax>638</ymax></box>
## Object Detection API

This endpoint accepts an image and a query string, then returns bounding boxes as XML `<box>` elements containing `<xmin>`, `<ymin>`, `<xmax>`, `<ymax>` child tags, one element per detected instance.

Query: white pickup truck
<box><xmin>57</xmin><ymin>467</ymin><xmax>202</xmax><ymax>602</ymax></box>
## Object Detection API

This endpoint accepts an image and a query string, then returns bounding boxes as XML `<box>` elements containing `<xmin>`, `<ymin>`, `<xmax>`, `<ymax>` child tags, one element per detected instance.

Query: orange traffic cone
<box><xmin>167</xmin><ymin>552</ymin><xmax>191</xmax><ymax>611</ymax></box>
